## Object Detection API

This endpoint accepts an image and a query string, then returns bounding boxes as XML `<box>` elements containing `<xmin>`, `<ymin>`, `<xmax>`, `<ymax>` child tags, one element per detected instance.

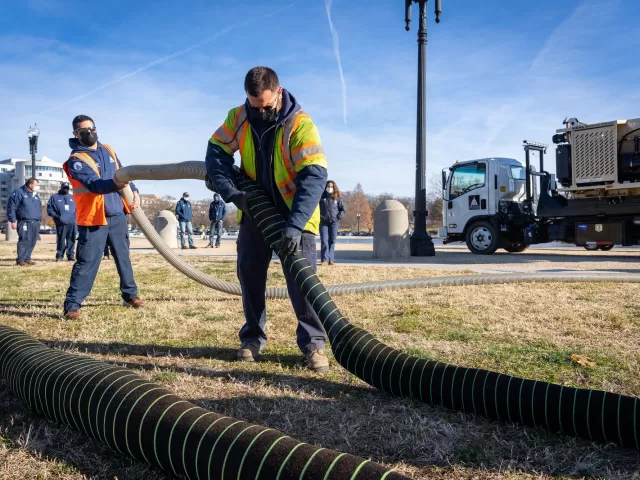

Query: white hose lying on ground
<box><xmin>115</xmin><ymin>161</ymin><xmax>640</xmax><ymax>299</ymax></box>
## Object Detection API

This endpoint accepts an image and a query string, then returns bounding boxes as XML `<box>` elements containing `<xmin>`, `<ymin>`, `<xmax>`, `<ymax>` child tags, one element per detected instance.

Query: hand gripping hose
<box><xmin>114</xmin><ymin>162</ymin><xmax>640</xmax><ymax>451</ymax></box>
<box><xmin>0</xmin><ymin>325</ymin><xmax>406</xmax><ymax>480</ymax></box>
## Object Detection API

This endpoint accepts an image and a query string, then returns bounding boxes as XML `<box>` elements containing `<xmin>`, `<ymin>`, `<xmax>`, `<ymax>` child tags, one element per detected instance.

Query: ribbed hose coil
<box><xmin>114</xmin><ymin>161</ymin><xmax>640</xmax><ymax>450</ymax></box>
<box><xmin>230</xmin><ymin>173</ymin><xmax>640</xmax><ymax>451</ymax></box>
<box><xmin>0</xmin><ymin>325</ymin><xmax>407</xmax><ymax>479</ymax></box>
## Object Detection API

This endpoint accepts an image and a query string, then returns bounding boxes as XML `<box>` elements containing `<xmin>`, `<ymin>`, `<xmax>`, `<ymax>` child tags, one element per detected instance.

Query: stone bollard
<box><xmin>5</xmin><ymin>221</ymin><xmax>18</xmax><ymax>242</ymax></box>
<box><xmin>154</xmin><ymin>210</ymin><xmax>178</xmax><ymax>249</ymax></box>
<box><xmin>373</xmin><ymin>200</ymin><xmax>410</xmax><ymax>260</ymax></box>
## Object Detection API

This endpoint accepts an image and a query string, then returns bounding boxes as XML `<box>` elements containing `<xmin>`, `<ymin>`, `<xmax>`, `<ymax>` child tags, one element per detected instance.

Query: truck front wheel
<box><xmin>465</xmin><ymin>221</ymin><xmax>499</xmax><ymax>255</ymax></box>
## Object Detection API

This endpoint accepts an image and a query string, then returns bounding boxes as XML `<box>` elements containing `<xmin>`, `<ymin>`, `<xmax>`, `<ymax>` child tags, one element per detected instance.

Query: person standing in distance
<box><xmin>319</xmin><ymin>180</ymin><xmax>345</xmax><ymax>265</ymax></box>
<box><xmin>7</xmin><ymin>177</ymin><xmax>41</xmax><ymax>266</ymax></box>
<box><xmin>47</xmin><ymin>181</ymin><xmax>77</xmax><ymax>262</ymax></box>
<box><xmin>205</xmin><ymin>66</ymin><xmax>330</xmax><ymax>372</ymax></box>
<box><xmin>62</xmin><ymin>115</ymin><xmax>144</xmax><ymax>320</ymax></box>
<box><xmin>208</xmin><ymin>193</ymin><xmax>227</xmax><ymax>248</ymax></box>
<box><xmin>175</xmin><ymin>192</ymin><xmax>196</xmax><ymax>250</ymax></box>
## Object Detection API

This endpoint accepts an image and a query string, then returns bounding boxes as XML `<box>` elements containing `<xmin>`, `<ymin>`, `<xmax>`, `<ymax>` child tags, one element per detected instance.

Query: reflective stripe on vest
<box><xmin>64</xmin><ymin>145</ymin><xmax>129</xmax><ymax>226</ymax></box>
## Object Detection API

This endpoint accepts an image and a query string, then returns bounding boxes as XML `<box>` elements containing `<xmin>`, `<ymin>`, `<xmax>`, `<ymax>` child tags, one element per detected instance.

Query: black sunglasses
<box><xmin>75</xmin><ymin>126</ymin><xmax>97</xmax><ymax>134</ymax></box>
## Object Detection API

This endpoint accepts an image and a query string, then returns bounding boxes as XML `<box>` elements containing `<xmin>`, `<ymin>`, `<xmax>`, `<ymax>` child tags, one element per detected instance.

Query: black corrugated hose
<box><xmin>0</xmin><ymin>325</ymin><xmax>406</xmax><ymax>479</ymax></box>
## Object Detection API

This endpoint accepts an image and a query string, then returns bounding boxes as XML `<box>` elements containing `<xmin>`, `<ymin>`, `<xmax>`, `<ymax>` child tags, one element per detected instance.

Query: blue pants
<box><xmin>179</xmin><ymin>221</ymin><xmax>195</xmax><ymax>247</ymax></box>
<box><xmin>209</xmin><ymin>220</ymin><xmax>222</xmax><ymax>246</ymax></box>
<box><xmin>16</xmin><ymin>220</ymin><xmax>39</xmax><ymax>263</ymax></box>
<box><xmin>56</xmin><ymin>224</ymin><xmax>77</xmax><ymax>260</ymax></box>
<box><xmin>64</xmin><ymin>214</ymin><xmax>137</xmax><ymax>312</ymax></box>
<box><xmin>237</xmin><ymin>215</ymin><xmax>327</xmax><ymax>354</ymax></box>
<box><xmin>319</xmin><ymin>221</ymin><xmax>339</xmax><ymax>262</ymax></box>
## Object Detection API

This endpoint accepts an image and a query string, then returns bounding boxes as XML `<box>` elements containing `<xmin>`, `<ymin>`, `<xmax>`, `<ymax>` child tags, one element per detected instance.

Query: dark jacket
<box><xmin>7</xmin><ymin>185</ymin><xmax>42</xmax><ymax>222</ymax></box>
<box><xmin>65</xmin><ymin>138</ymin><xmax>138</xmax><ymax>217</ymax></box>
<box><xmin>319</xmin><ymin>192</ymin><xmax>345</xmax><ymax>224</ymax></box>
<box><xmin>47</xmin><ymin>191</ymin><xmax>77</xmax><ymax>226</ymax></box>
<box><xmin>209</xmin><ymin>200</ymin><xmax>227</xmax><ymax>222</ymax></box>
<box><xmin>205</xmin><ymin>89</ymin><xmax>327</xmax><ymax>233</ymax></box>
<box><xmin>175</xmin><ymin>198</ymin><xmax>193</xmax><ymax>222</ymax></box>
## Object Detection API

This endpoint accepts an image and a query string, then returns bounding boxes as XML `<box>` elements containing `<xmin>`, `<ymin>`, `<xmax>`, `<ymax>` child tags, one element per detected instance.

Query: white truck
<box><xmin>438</xmin><ymin>117</ymin><xmax>640</xmax><ymax>254</ymax></box>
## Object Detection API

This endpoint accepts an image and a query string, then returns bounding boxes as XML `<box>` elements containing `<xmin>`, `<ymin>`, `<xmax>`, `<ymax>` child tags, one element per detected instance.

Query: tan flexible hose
<box><xmin>115</xmin><ymin>161</ymin><xmax>640</xmax><ymax>298</ymax></box>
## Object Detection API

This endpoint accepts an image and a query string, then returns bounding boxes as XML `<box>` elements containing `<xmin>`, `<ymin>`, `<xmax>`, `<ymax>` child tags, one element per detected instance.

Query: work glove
<box><xmin>276</xmin><ymin>226</ymin><xmax>302</xmax><ymax>257</ymax></box>
<box><xmin>229</xmin><ymin>191</ymin><xmax>260</xmax><ymax>215</ymax></box>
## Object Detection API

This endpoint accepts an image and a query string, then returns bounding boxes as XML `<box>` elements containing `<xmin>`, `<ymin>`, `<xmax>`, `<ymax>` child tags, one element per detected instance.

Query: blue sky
<box><xmin>1</xmin><ymin>0</ymin><xmax>639</xmax><ymax>200</ymax></box>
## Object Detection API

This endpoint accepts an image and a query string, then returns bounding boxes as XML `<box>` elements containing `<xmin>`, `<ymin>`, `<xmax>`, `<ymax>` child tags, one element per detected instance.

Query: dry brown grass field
<box><xmin>0</xmin><ymin>241</ymin><xmax>639</xmax><ymax>479</ymax></box>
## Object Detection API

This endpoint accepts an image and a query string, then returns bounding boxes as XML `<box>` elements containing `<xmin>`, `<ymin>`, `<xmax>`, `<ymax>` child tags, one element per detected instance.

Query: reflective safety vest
<box><xmin>62</xmin><ymin>144</ymin><xmax>130</xmax><ymax>227</ymax></box>
<box><xmin>210</xmin><ymin>105</ymin><xmax>327</xmax><ymax>235</ymax></box>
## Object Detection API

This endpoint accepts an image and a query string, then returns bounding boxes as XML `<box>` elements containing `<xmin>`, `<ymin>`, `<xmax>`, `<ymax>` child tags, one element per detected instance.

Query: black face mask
<box><xmin>78</xmin><ymin>131</ymin><xmax>98</xmax><ymax>147</ymax></box>
<box><xmin>257</xmin><ymin>108</ymin><xmax>278</xmax><ymax>123</ymax></box>
<box><xmin>61</xmin><ymin>188</ymin><xmax>70</xmax><ymax>195</ymax></box>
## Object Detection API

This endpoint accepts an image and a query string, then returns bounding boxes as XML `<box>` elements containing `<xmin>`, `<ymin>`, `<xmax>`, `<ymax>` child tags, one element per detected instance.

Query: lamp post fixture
<box><xmin>356</xmin><ymin>213</ymin><xmax>361</xmax><ymax>235</ymax></box>
<box><xmin>27</xmin><ymin>124</ymin><xmax>40</xmax><ymax>178</ymax></box>
<box><xmin>405</xmin><ymin>0</ymin><xmax>440</xmax><ymax>257</ymax></box>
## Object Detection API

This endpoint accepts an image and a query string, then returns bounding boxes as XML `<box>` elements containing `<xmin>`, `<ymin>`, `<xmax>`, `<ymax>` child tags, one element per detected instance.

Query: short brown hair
<box><xmin>26</xmin><ymin>177</ymin><xmax>39</xmax><ymax>187</ymax></box>
<box><xmin>244</xmin><ymin>67</ymin><xmax>279</xmax><ymax>97</ymax></box>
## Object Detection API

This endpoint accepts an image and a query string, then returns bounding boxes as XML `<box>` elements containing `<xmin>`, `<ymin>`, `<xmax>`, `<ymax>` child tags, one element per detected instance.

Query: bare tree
<box><xmin>426</xmin><ymin>174</ymin><xmax>444</xmax><ymax>227</ymax></box>
<box><xmin>342</xmin><ymin>183</ymin><xmax>373</xmax><ymax>232</ymax></box>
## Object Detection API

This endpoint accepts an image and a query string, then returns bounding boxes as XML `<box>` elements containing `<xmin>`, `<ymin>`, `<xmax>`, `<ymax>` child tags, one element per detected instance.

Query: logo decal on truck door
<box><xmin>469</xmin><ymin>195</ymin><xmax>480</xmax><ymax>210</ymax></box>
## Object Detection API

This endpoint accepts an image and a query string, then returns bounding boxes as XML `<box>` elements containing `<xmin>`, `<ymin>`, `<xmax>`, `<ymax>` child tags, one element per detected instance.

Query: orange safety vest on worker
<box><xmin>62</xmin><ymin>144</ymin><xmax>130</xmax><ymax>227</ymax></box>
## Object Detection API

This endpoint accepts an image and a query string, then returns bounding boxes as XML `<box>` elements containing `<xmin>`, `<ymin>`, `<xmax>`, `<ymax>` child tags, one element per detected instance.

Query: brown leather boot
<box><xmin>63</xmin><ymin>310</ymin><xmax>82</xmax><ymax>321</ymax></box>
<box><xmin>303</xmin><ymin>349</ymin><xmax>330</xmax><ymax>373</ymax></box>
<box><xmin>123</xmin><ymin>297</ymin><xmax>144</xmax><ymax>308</ymax></box>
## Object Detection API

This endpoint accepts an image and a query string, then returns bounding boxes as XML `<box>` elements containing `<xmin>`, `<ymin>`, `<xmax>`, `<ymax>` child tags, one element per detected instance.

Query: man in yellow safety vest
<box><xmin>205</xmin><ymin>66</ymin><xmax>329</xmax><ymax>372</ymax></box>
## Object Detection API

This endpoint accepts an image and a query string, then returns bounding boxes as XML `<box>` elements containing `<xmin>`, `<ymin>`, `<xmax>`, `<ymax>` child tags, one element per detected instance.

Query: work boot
<box><xmin>237</xmin><ymin>342</ymin><xmax>261</xmax><ymax>362</ymax></box>
<box><xmin>16</xmin><ymin>261</ymin><xmax>27</xmax><ymax>266</ymax></box>
<box><xmin>63</xmin><ymin>310</ymin><xmax>82</xmax><ymax>321</ymax></box>
<box><xmin>328</xmin><ymin>261</ymin><xmax>335</xmax><ymax>265</ymax></box>
<box><xmin>181</xmin><ymin>246</ymin><xmax>187</xmax><ymax>250</ymax></box>
<box><xmin>56</xmin><ymin>257</ymin><xmax>63</xmax><ymax>262</ymax></box>
<box><xmin>123</xmin><ymin>297</ymin><xmax>145</xmax><ymax>308</ymax></box>
<box><xmin>189</xmin><ymin>245</ymin><xmax>197</xmax><ymax>249</ymax></box>
<box><xmin>303</xmin><ymin>349</ymin><xmax>330</xmax><ymax>373</ymax></box>
<box><xmin>25</xmin><ymin>260</ymin><xmax>36</xmax><ymax>265</ymax></box>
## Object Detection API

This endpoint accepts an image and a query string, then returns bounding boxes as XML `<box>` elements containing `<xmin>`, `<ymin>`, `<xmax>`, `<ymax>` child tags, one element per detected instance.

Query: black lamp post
<box><xmin>405</xmin><ymin>0</ymin><xmax>440</xmax><ymax>257</ymax></box>
<box><xmin>356</xmin><ymin>213</ymin><xmax>361</xmax><ymax>234</ymax></box>
<box><xmin>27</xmin><ymin>124</ymin><xmax>40</xmax><ymax>178</ymax></box>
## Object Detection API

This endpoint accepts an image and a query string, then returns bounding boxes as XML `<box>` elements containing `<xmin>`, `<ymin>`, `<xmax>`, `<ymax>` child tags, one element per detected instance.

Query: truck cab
<box><xmin>438</xmin><ymin>157</ymin><xmax>532</xmax><ymax>254</ymax></box>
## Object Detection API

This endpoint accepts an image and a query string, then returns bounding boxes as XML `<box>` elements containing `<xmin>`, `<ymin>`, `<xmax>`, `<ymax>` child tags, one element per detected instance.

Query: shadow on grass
<box><xmin>0</xmin><ymin>309</ymin><xmax>61</xmax><ymax>320</ymax></box>
<box><xmin>41</xmin><ymin>339</ymin><xmax>303</xmax><ymax>367</ymax></box>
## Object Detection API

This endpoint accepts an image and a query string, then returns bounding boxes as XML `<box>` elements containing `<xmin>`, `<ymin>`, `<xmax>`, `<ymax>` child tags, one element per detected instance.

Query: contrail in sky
<box><xmin>34</xmin><ymin>2</ymin><xmax>299</xmax><ymax>117</ymax></box>
<box><xmin>324</xmin><ymin>0</ymin><xmax>347</xmax><ymax>125</ymax></box>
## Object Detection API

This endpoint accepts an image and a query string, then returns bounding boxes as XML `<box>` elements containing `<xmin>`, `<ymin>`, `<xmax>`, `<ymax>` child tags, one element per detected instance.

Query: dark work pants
<box><xmin>237</xmin><ymin>214</ymin><xmax>327</xmax><ymax>354</ymax></box>
<box><xmin>64</xmin><ymin>214</ymin><xmax>137</xmax><ymax>312</ymax></box>
<box><xmin>319</xmin><ymin>221</ymin><xmax>339</xmax><ymax>262</ymax></box>
<box><xmin>16</xmin><ymin>220</ymin><xmax>39</xmax><ymax>263</ymax></box>
<box><xmin>56</xmin><ymin>224</ymin><xmax>77</xmax><ymax>260</ymax></box>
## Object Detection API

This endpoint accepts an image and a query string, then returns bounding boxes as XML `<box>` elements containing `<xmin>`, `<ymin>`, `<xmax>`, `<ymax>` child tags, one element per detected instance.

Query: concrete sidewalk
<box><xmin>4</xmin><ymin>234</ymin><xmax>639</xmax><ymax>275</ymax></box>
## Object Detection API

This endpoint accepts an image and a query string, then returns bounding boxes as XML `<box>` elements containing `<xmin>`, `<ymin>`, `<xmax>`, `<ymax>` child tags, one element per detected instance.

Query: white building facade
<box><xmin>0</xmin><ymin>156</ymin><xmax>69</xmax><ymax>223</ymax></box>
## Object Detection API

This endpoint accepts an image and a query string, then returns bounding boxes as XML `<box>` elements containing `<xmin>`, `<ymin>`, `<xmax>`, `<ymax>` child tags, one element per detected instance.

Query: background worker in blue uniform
<box><xmin>47</xmin><ymin>181</ymin><xmax>77</xmax><ymax>262</ymax></box>
<box><xmin>175</xmin><ymin>192</ymin><xmax>196</xmax><ymax>249</ymax></box>
<box><xmin>205</xmin><ymin>66</ymin><xmax>330</xmax><ymax>372</ymax></box>
<box><xmin>208</xmin><ymin>193</ymin><xmax>226</xmax><ymax>248</ymax></box>
<box><xmin>7</xmin><ymin>177</ymin><xmax>42</xmax><ymax>266</ymax></box>
<box><xmin>61</xmin><ymin>114</ymin><xmax>144</xmax><ymax>320</ymax></box>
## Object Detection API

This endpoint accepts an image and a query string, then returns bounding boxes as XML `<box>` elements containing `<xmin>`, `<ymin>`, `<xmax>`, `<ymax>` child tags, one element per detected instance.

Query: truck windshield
<box><xmin>510</xmin><ymin>166</ymin><xmax>526</xmax><ymax>180</ymax></box>
<box><xmin>450</xmin><ymin>163</ymin><xmax>486</xmax><ymax>199</ymax></box>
